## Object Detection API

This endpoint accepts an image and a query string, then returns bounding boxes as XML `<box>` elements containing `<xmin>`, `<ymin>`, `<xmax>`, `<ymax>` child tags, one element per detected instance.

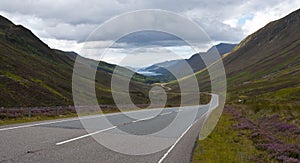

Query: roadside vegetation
<box><xmin>0</xmin><ymin>105</ymin><xmax>147</xmax><ymax>126</ymax></box>
<box><xmin>193</xmin><ymin>105</ymin><xmax>300</xmax><ymax>162</ymax></box>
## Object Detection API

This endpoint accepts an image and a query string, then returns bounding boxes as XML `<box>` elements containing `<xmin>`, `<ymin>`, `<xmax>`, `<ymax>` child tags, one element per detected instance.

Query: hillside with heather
<box><xmin>168</xmin><ymin>9</ymin><xmax>300</xmax><ymax>106</ymax></box>
<box><xmin>224</xmin><ymin>9</ymin><xmax>300</xmax><ymax>105</ymax></box>
<box><xmin>172</xmin><ymin>9</ymin><xmax>300</xmax><ymax>162</ymax></box>
<box><xmin>0</xmin><ymin>15</ymin><xmax>152</xmax><ymax>107</ymax></box>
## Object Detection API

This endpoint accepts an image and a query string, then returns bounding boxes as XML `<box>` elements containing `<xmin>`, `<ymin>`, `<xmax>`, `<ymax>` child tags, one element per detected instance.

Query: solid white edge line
<box><xmin>0</xmin><ymin>107</ymin><xmax>179</xmax><ymax>131</ymax></box>
<box><xmin>56</xmin><ymin>126</ymin><xmax>117</xmax><ymax>145</ymax></box>
<box><xmin>0</xmin><ymin>97</ymin><xmax>216</xmax><ymax>132</ymax></box>
<box><xmin>0</xmin><ymin>118</ymin><xmax>79</xmax><ymax>131</ymax></box>
<box><xmin>157</xmin><ymin>94</ymin><xmax>219</xmax><ymax>163</ymax></box>
<box><xmin>157</xmin><ymin>121</ymin><xmax>196</xmax><ymax>163</ymax></box>
<box><xmin>0</xmin><ymin>98</ymin><xmax>212</xmax><ymax>132</ymax></box>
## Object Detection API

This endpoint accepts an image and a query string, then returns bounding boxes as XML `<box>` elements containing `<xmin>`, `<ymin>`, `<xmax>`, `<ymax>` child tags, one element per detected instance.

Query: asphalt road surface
<box><xmin>0</xmin><ymin>95</ymin><xmax>218</xmax><ymax>163</ymax></box>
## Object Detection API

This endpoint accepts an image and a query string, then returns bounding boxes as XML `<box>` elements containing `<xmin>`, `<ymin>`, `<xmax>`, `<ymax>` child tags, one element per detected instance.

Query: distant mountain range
<box><xmin>0</xmin><ymin>15</ymin><xmax>153</xmax><ymax>107</ymax></box>
<box><xmin>167</xmin><ymin>8</ymin><xmax>300</xmax><ymax>105</ymax></box>
<box><xmin>139</xmin><ymin>43</ymin><xmax>236</xmax><ymax>81</ymax></box>
<box><xmin>1</xmin><ymin>8</ymin><xmax>300</xmax><ymax>107</ymax></box>
<box><xmin>0</xmin><ymin>14</ymin><xmax>235</xmax><ymax>107</ymax></box>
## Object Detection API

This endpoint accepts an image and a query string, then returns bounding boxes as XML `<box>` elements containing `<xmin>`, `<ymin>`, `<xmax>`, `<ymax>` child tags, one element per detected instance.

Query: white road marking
<box><xmin>0</xmin><ymin>95</ymin><xmax>214</xmax><ymax>132</ymax></box>
<box><xmin>157</xmin><ymin>120</ymin><xmax>196</xmax><ymax>163</ymax></box>
<box><xmin>0</xmin><ymin>118</ymin><xmax>79</xmax><ymax>131</ymax></box>
<box><xmin>158</xmin><ymin>94</ymin><xmax>220</xmax><ymax>163</ymax></box>
<box><xmin>0</xmin><ymin>107</ymin><xmax>180</xmax><ymax>131</ymax></box>
<box><xmin>56</xmin><ymin>126</ymin><xmax>117</xmax><ymax>145</ymax></box>
<box><xmin>160</xmin><ymin>112</ymin><xmax>172</xmax><ymax>116</ymax></box>
<box><xmin>56</xmin><ymin>114</ymin><xmax>156</xmax><ymax>145</ymax></box>
<box><xmin>174</xmin><ymin>110</ymin><xmax>181</xmax><ymax>113</ymax></box>
<box><xmin>132</xmin><ymin>116</ymin><xmax>155</xmax><ymax>123</ymax></box>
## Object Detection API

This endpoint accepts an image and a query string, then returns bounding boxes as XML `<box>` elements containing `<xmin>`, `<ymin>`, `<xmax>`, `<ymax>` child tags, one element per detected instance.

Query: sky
<box><xmin>0</xmin><ymin>0</ymin><xmax>299</xmax><ymax>67</ymax></box>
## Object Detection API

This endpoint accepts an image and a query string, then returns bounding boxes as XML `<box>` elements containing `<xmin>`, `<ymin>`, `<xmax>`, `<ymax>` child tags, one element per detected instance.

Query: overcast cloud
<box><xmin>0</xmin><ymin>0</ymin><xmax>299</xmax><ymax>67</ymax></box>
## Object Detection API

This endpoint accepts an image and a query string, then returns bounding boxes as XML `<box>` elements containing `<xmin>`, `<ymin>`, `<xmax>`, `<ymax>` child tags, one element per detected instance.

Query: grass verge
<box><xmin>0</xmin><ymin>109</ymin><xmax>121</xmax><ymax>126</ymax></box>
<box><xmin>193</xmin><ymin>105</ymin><xmax>300</xmax><ymax>162</ymax></box>
<box><xmin>0</xmin><ymin>114</ymin><xmax>78</xmax><ymax>126</ymax></box>
<box><xmin>192</xmin><ymin>106</ymin><xmax>268</xmax><ymax>162</ymax></box>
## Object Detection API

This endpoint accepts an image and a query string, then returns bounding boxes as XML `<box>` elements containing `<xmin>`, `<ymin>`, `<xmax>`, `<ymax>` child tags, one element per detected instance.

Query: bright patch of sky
<box><xmin>238</xmin><ymin>15</ymin><xmax>254</xmax><ymax>26</ymax></box>
<box><xmin>0</xmin><ymin>0</ymin><xmax>299</xmax><ymax>67</ymax></box>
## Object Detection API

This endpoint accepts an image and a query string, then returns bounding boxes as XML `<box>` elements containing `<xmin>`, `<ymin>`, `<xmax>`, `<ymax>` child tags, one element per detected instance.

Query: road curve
<box><xmin>0</xmin><ymin>95</ymin><xmax>219</xmax><ymax>162</ymax></box>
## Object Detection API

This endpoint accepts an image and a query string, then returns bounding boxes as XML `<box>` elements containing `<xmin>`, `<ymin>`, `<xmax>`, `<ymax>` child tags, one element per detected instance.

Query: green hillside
<box><xmin>0</xmin><ymin>15</ymin><xmax>151</xmax><ymax>107</ymax></box>
<box><xmin>186</xmin><ymin>9</ymin><xmax>300</xmax><ymax>162</ymax></box>
<box><xmin>167</xmin><ymin>9</ymin><xmax>300</xmax><ymax>106</ymax></box>
<box><xmin>224</xmin><ymin>9</ymin><xmax>300</xmax><ymax>105</ymax></box>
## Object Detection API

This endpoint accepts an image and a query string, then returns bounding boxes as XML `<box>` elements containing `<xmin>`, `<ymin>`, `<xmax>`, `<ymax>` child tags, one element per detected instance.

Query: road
<box><xmin>0</xmin><ymin>95</ymin><xmax>219</xmax><ymax>163</ymax></box>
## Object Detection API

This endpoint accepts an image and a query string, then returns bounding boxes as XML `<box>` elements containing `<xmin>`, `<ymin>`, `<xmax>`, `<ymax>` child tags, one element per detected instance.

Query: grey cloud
<box><xmin>0</xmin><ymin>0</ymin><xmax>297</xmax><ymax>48</ymax></box>
<box><xmin>0</xmin><ymin>0</ymin><xmax>128</xmax><ymax>25</ymax></box>
<box><xmin>194</xmin><ymin>18</ymin><xmax>245</xmax><ymax>42</ymax></box>
<box><xmin>113</xmin><ymin>31</ymin><xmax>189</xmax><ymax>48</ymax></box>
<box><xmin>83</xmin><ymin>10</ymin><xmax>214</xmax><ymax>49</ymax></box>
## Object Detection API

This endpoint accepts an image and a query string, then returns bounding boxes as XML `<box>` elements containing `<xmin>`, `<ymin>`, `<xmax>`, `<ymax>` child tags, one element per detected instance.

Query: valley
<box><xmin>0</xmin><ymin>6</ymin><xmax>300</xmax><ymax>163</ymax></box>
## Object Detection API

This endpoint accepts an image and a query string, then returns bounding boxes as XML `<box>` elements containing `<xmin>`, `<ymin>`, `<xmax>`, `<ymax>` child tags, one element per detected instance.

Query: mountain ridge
<box><xmin>167</xmin><ymin>8</ymin><xmax>300</xmax><ymax>105</ymax></box>
<box><xmin>139</xmin><ymin>43</ymin><xmax>236</xmax><ymax>81</ymax></box>
<box><xmin>0</xmin><ymin>15</ymin><xmax>152</xmax><ymax>107</ymax></box>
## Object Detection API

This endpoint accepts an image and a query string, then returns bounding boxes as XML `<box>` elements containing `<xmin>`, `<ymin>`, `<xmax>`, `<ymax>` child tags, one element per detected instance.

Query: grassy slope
<box><xmin>165</xmin><ymin>9</ymin><xmax>300</xmax><ymax>162</ymax></box>
<box><xmin>224</xmin><ymin>9</ymin><xmax>300</xmax><ymax>105</ymax></box>
<box><xmin>193</xmin><ymin>106</ymin><xmax>300</xmax><ymax>162</ymax></box>
<box><xmin>167</xmin><ymin>9</ymin><xmax>300</xmax><ymax>105</ymax></box>
<box><xmin>0</xmin><ymin>15</ymin><xmax>151</xmax><ymax>107</ymax></box>
<box><xmin>192</xmin><ymin>107</ymin><xmax>267</xmax><ymax>163</ymax></box>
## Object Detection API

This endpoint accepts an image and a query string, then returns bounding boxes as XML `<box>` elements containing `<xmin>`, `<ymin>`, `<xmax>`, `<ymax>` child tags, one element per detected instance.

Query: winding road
<box><xmin>0</xmin><ymin>95</ymin><xmax>219</xmax><ymax>163</ymax></box>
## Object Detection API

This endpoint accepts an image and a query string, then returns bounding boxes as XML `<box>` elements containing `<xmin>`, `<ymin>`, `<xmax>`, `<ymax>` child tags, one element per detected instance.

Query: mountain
<box><xmin>124</xmin><ymin>66</ymin><xmax>140</xmax><ymax>72</ymax></box>
<box><xmin>167</xmin><ymin>9</ymin><xmax>300</xmax><ymax>105</ymax></box>
<box><xmin>140</xmin><ymin>60</ymin><xmax>181</xmax><ymax>71</ymax></box>
<box><xmin>0</xmin><ymin>15</ymin><xmax>151</xmax><ymax>107</ymax></box>
<box><xmin>186</xmin><ymin>43</ymin><xmax>237</xmax><ymax>72</ymax></box>
<box><xmin>140</xmin><ymin>43</ymin><xmax>236</xmax><ymax>82</ymax></box>
<box><xmin>223</xmin><ymin>9</ymin><xmax>300</xmax><ymax>104</ymax></box>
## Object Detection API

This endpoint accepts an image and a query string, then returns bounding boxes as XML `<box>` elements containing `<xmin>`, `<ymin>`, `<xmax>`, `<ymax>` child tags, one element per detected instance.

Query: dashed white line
<box><xmin>174</xmin><ymin>110</ymin><xmax>182</xmax><ymax>113</ymax></box>
<box><xmin>0</xmin><ymin>107</ymin><xmax>179</xmax><ymax>132</ymax></box>
<box><xmin>132</xmin><ymin>111</ymin><xmax>174</xmax><ymax>122</ymax></box>
<box><xmin>56</xmin><ymin>126</ymin><xmax>117</xmax><ymax>145</ymax></box>
<box><xmin>132</xmin><ymin>116</ymin><xmax>155</xmax><ymax>123</ymax></box>
<box><xmin>160</xmin><ymin>112</ymin><xmax>172</xmax><ymax>116</ymax></box>
<box><xmin>57</xmin><ymin>115</ymin><xmax>157</xmax><ymax>145</ymax></box>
